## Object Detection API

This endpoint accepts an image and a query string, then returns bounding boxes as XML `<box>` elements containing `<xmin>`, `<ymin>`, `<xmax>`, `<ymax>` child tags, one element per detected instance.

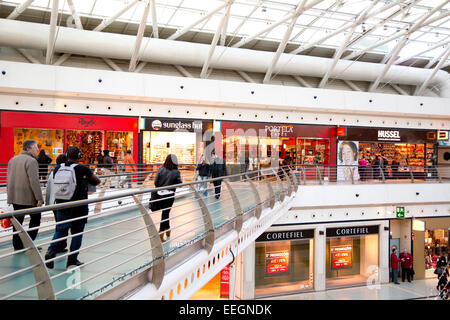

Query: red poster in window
<box><xmin>265</xmin><ymin>251</ymin><xmax>289</xmax><ymax>276</ymax></box>
<box><xmin>331</xmin><ymin>245</ymin><xmax>352</xmax><ymax>269</ymax></box>
<box><xmin>220</xmin><ymin>265</ymin><xmax>230</xmax><ymax>298</ymax></box>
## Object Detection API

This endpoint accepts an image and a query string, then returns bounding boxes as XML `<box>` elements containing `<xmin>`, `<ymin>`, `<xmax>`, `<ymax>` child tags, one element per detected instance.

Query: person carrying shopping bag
<box><xmin>196</xmin><ymin>156</ymin><xmax>211</xmax><ymax>197</ymax></box>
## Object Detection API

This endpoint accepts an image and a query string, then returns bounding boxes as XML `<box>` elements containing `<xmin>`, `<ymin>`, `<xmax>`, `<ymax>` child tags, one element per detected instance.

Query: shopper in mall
<box><xmin>45</xmin><ymin>146</ymin><xmax>101</xmax><ymax>269</ymax></box>
<box><xmin>45</xmin><ymin>153</ymin><xmax>69</xmax><ymax>253</ymax></box>
<box><xmin>102</xmin><ymin>149</ymin><xmax>114</xmax><ymax>173</ymax></box>
<box><xmin>399</xmin><ymin>248</ymin><xmax>413</xmax><ymax>282</ymax></box>
<box><xmin>37</xmin><ymin>150</ymin><xmax>52</xmax><ymax>183</ymax></box>
<box><xmin>211</xmin><ymin>151</ymin><xmax>227</xmax><ymax>200</ymax></box>
<box><xmin>120</xmin><ymin>150</ymin><xmax>137</xmax><ymax>189</ymax></box>
<box><xmin>154</xmin><ymin>154</ymin><xmax>182</xmax><ymax>242</ymax></box>
<box><xmin>6</xmin><ymin>139</ymin><xmax>43</xmax><ymax>251</ymax></box>
<box><xmin>435</xmin><ymin>251</ymin><xmax>449</xmax><ymax>279</ymax></box>
<box><xmin>391</xmin><ymin>247</ymin><xmax>401</xmax><ymax>284</ymax></box>
<box><xmin>196</xmin><ymin>155</ymin><xmax>211</xmax><ymax>196</ymax></box>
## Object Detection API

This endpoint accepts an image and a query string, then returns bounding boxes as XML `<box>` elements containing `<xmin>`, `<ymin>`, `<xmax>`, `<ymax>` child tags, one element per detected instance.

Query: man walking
<box><xmin>7</xmin><ymin>139</ymin><xmax>43</xmax><ymax>250</ymax></box>
<box><xmin>211</xmin><ymin>151</ymin><xmax>227</xmax><ymax>199</ymax></box>
<box><xmin>399</xmin><ymin>248</ymin><xmax>413</xmax><ymax>282</ymax></box>
<box><xmin>45</xmin><ymin>146</ymin><xmax>100</xmax><ymax>269</ymax></box>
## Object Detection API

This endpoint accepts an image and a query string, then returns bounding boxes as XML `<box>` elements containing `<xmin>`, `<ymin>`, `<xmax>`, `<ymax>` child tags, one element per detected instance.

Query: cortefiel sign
<box><xmin>256</xmin><ymin>229</ymin><xmax>315</xmax><ymax>242</ymax></box>
<box><xmin>326</xmin><ymin>225</ymin><xmax>379</xmax><ymax>237</ymax></box>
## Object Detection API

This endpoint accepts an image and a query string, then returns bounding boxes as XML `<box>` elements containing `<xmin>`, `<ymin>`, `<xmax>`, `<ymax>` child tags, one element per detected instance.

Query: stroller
<box><xmin>437</xmin><ymin>272</ymin><xmax>450</xmax><ymax>300</ymax></box>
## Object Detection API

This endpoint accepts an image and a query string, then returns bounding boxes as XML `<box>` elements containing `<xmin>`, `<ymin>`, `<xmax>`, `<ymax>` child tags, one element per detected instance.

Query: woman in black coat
<box><xmin>153</xmin><ymin>154</ymin><xmax>182</xmax><ymax>242</ymax></box>
<box><xmin>37</xmin><ymin>150</ymin><xmax>52</xmax><ymax>182</ymax></box>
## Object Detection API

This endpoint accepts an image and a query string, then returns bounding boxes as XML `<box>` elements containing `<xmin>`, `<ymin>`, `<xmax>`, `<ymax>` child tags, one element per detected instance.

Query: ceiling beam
<box><xmin>232</xmin><ymin>0</ymin><xmax>324</xmax><ymax>49</ymax></box>
<box><xmin>369</xmin><ymin>2</ymin><xmax>449</xmax><ymax>92</ymax></box>
<box><xmin>318</xmin><ymin>0</ymin><xmax>380</xmax><ymax>88</ymax></box>
<box><xmin>93</xmin><ymin>0</ymin><xmax>140</xmax><ymax>32</ymax></box>
<box><xmin>220</xmin><ymin>3</ymin><xmax>231</xmax><ymax>46</ymax></box>
<box><xmin>45</xmin><ymin>0</ymin><xmax>59</xmax><ymax>65</ymax></box>
<box><xmin>150</xmin><ymin>0</ymin><xmax>159</xmax><ymax>38</ymax></box>
<box><xmin>167</xmin><ymin>1</ymin><xmax>231</xmax><ymax>41</ymax></box>
<box><xmin>103</xmin><ymin>58</ymin><xmax>122</xmax><ymax>72</ymax></box>
<box><xmin>292</xmin><ymin>75</ymin><xmax>312</xmax><ymax>88</ymax></box>
<box><xmin>343</xmin><ymin>80</ymin><xmax>362</xmax><ymax>92</ymax></box>
<box><xmin>200</xmin><ymin>1</ymin><xmax>234</xmax><ymax>79</ymax></box>
<box><xmin>16</xmin><ymin>48</ymin><xmax>40</xmax><ymax>64</ymax></box>
<box><xmin>129</xmin><ymin>1</ymin><xmax>151</xmax><ymax>72</ymax></box>
<box><xmin>394</xmin><ymin>38</ymin><xmax>450</xmax><ymax>66</ymax></box>
<box><xmin>415</xmin><ymin>46</ymin><xmax>450</xmax><ymax>96</ymax></box>
<box><xmin>67</xmin><ymin>0</ymin><xmax>83</xmax><ymax>29</ymax></box>
<box><xmin>236</xmin><ymin>71</ymin><xmax>255</xmax><ymax>83</ymax></box>
<box><xmin>7</xmin><ymin>0</ymin><xmax>36</xmax><ymax>20</ymax></box>
<box><xmin>263</xmin><ymin>0</ymin><xmax>311</xmax><ymax>84</ymax></box>
<box><xmin>289</xmin><ymin>0</ymin><xmax>404</xmax><ymax>55</ymax></box>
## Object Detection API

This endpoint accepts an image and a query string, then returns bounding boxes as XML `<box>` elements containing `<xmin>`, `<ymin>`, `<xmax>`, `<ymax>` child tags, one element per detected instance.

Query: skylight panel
<box><xmin>90</xmin><ymin>0</ymin><xmax>126</xmax><ymax>18</ymax></box>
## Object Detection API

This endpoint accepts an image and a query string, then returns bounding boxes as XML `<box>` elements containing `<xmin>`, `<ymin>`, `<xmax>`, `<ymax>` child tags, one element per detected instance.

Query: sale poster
<box><xmin>265</xmin><ymin>250</ymin><xmax>290</xmax><ymax>276</ymax></box>
<box><xmin>331</xmin><ymin>245</ymin><xmax>353</xmax><ymax>269</ymax></box>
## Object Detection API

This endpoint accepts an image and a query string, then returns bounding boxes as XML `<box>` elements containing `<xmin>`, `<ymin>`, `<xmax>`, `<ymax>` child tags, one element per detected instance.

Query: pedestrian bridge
<box><xmin>0</xmin><ymin>165</ymin><xmax>448</xmax><ymax>300</ymax></box>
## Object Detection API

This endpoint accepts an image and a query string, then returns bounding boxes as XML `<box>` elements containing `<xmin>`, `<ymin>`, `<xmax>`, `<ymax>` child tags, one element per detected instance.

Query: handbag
<box><xmin>149</xmin><ymin>191</ymin><xmax>161</xmax><ymax>212</ymax></box>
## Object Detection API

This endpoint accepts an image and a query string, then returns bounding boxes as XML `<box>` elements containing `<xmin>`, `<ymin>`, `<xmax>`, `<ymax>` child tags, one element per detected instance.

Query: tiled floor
<box><xmin>263</xmin><ymin>278</ymin><xmax>445</xmax><ymax>300</ymax></box>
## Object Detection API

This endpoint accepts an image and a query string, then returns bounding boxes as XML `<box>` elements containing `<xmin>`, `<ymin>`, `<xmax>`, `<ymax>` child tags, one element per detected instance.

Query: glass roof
<box><xmin>1</xmin><ymin>0</ymin><xmax>450</xmax><ymax>64</ymax></box>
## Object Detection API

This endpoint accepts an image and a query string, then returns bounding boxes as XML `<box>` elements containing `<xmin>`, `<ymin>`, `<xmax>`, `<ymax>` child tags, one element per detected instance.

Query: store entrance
<box><xmin>425</xmin><ymin>229</ymin><xmax>449</xmax><ymax>278</ymax></box>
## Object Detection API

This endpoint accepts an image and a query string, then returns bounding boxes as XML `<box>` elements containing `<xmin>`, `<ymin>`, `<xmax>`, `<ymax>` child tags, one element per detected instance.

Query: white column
<box><xmin>314</xmin><ymin>226</ymin><xmax>326</xmax><ymax>291</ymax></box>
<box><xmin>379</xmin><ymin>220</ymin><xmax>390</xmax><ymax>284</ymax></box>
<box><xmin>241</xmin><ymin>242</ymin><xmax>255</xmax><ymax>299</ymax></box>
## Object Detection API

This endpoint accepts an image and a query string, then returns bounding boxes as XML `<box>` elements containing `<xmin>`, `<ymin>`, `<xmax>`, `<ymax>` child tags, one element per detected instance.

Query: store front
<box><xmin>326</xmin><ymin>225</ymin><xmax>380</xmax><ymax>289</ymax></box>
<box><xmin>0</xmin><ymin>111</ymin><xmax>138</xmax><ymax>165</ymax></box>
<box><xmin>411</xmin><ymin>217</ymin><xmax>450</xmax><ymax>279</ymax></box>
<box><xmin>140</xmin><ymin>117</ymin><xmax>213</xmax><ymax>165</ymax></box>
<box><xmin>219</xmin><ymin>121</ymin><xmax>336</xmax><ymax>175</ymax></box>
<box><xmin>254</xmin><ymin>229</ymin><xmax>315</xmax><ymax>298</ymax></box>
<box><xmin>338</xmin><ymin>127</ymin><xmax>437</xmax><ymax>180</ymax></box>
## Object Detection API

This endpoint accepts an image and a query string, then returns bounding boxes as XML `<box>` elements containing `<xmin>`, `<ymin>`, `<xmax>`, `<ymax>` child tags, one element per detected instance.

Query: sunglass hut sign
<box><xmin>150</xmin><ymin>119</ymin><xmax>202</xmax><ymax>131</ymax></box>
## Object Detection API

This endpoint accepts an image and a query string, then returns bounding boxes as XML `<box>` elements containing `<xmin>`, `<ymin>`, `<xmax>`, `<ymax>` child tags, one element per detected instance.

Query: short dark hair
<box><xmin>66</xmin><ymin>146</ymin><xmax>82</xmax><ymax>160</ymax></box>
<box><xmin>23</xmin><ymin>139</ymin><xmax>37</xmax><ymax>151</ymax></box>
<box><xmin>339</xmin><ymin>141</ymin><xmax>358</xmax><ymax>162</ymax></box>
<box><xmin>163</xmin><ymin>154</ymin><xmax>178</xmax><ymax>170</ymax></box>
<box><xmin>56</xmin><ymin>154</ymin><xmax>67</xmax><ymax>165</ymax></box>
<box><xmin>126</xmin><ymin>150</ymin><xmax>132</xmax><ymax>154</ymax></box>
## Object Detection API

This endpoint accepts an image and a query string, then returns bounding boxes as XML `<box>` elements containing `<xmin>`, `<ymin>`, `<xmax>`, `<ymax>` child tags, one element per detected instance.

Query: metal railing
<box><xmin>0</xmin><ymin>165</ymin><xmax>298</xmax><ymax>300</ymax></box>
<box><xmin>294</xmin><ymin>164</ymin><xmax>447</xmax><ymax>185</ymax></box>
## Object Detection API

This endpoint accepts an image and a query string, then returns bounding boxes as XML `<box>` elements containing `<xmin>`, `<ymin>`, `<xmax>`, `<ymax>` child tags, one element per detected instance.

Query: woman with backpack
<box><xmin>152</xmin><ymin>154</ymin><xmax>182</xmax><ymax>242</ymax></box>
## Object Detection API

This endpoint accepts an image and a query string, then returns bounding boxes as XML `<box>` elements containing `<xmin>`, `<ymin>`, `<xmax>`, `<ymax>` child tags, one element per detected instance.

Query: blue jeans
<box><xmin>392</xmin><ymin>268</ymin><xmax>399</xmax><ymax>283</ymax></box>
<box><xmin>197</xmin><ymin>176</ymin><xmax>208</xmax><ymax>195</ymax></box>
<box><xmin>48</xmin><ymin>208</ymin><xmax>87</xmax><ymax>263</ymax></box>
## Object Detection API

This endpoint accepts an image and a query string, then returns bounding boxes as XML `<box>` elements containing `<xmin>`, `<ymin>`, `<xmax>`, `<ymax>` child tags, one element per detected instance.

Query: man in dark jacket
<box><xmin>399</xmin><ymin>248</ymin><xmax>413</xmax><ymax>282</ymax></box>
<box><xmin>45</xmin><ymin>146</ymin><xmax>100</xmax><ymax>269</ymax></box>
<box><xmin>211</xmin><ymin>151</ymin><xmax>227</xmax><ymax>199</ymax></box>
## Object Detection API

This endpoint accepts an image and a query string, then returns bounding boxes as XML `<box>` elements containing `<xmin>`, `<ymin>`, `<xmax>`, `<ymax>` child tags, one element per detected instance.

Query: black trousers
<box><xmin>213</xmin><ymin>180</ymin><xmax>222</xmax><ymax>197</ymax></box>
<box><xmin>401</xmin><ymin>267</ymin><xmax>412</xmax><ymax>282</ymax></box>
<box><xmin>159</xmin><ymin>195</ymin><xmax>175</xmax><ymax>232</ymax></box>
<box><xmin>12</xmin><ymin>204</ymin><xmax>41</xmax><ymax>250</ymax></box>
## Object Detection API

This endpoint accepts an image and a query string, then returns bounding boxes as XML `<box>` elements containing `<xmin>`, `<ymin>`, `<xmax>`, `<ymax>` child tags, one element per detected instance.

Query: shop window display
<box><xmin>255</xmin><ymin>239</ymin><xmax>314</xmax><ymax>297</ymax></box>
<box><xmin>326</xmin><ymin>234</ymin><xmax>379</xmax><ymax>288</ymax></box>
<box><xmin>143</xmin><ymin>131</ymin><xmax>196</xmax><ymax>164</ymax></box>
<box><xmin>425</xmin><ymin>229</ymin><xmax>449</xmax><ymax>277</ymax></box>
<box><xmin>106</xmin><ymin>131</ymin><xmax>133</xmax><ymax>162</ymax></box>
<box><xmin>65</xmin><ymin>130</ymin><xmax>103</xmax><ymax>164</ymax></box>
<box><xmin>14</xmin><ymin>128</ymin><xmax>64</xmax><ymax>162</ymax></box>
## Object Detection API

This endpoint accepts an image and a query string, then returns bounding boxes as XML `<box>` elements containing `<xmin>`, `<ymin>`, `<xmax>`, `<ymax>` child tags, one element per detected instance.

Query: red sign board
<box><xmin>337</xmin><ymin>126</ymin><xmax>347</xmax><ymax>137</ymax></box>
<box><xmin>220</xmin><ymin>265</ymin><xmax>230</xmax><ymax>298</ymax></box>
<box><xmin>331</xmin><ymin>245</ymin><xmax>352</xmax><ymax>269</ymax></box>
<box><xmin>265</xmin><ymin>251</ymin><xmax>289</xmax><ymax>276</ymax></box>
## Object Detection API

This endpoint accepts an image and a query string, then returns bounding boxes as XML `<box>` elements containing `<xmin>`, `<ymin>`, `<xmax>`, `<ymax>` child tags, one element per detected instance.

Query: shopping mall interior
<box><xmin>0</xmin><ymin>0</ymin><xmax>449</xmax><ymax>307</ymax></box>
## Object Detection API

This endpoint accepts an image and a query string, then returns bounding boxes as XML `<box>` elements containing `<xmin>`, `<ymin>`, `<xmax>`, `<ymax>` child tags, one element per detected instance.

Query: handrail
<box><xmin>0</xmin><ymin>165</ymin><xmax>294</xmax><ymax>300</ymax></box>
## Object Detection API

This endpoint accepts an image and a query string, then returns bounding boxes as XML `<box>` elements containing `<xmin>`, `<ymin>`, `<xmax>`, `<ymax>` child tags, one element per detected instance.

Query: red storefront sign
<box><xmin>0</xmin><ymin>111</ymin><xmax>139</xmax><ymax>164</ymax></box>
<box><xmin>220</xmin><ymin>265</ymin><xmax>230</xmax><ymax>298</ymax></box>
